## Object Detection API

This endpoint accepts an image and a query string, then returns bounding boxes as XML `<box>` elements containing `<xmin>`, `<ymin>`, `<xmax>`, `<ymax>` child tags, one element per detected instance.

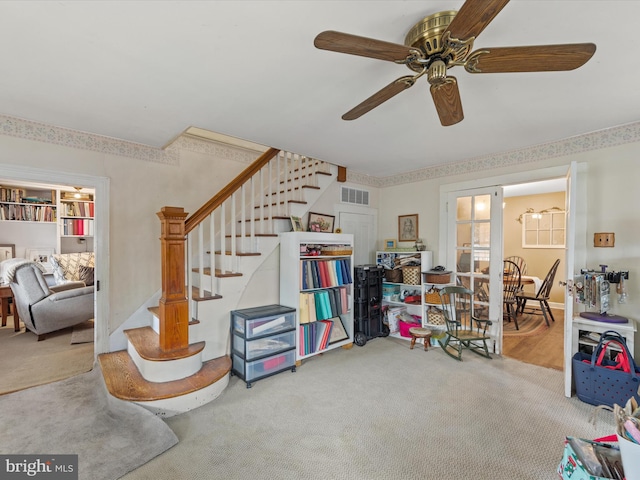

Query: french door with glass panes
<box><xmin>446</xmin><ymin>187</ymin><xmax>504</xmax><ymax>353</ymax></box>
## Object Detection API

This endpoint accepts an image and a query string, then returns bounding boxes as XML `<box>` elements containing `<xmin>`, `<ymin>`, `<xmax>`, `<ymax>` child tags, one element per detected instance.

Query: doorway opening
<box><xmin>502</xmin><ymin>178</ymin><xmax>566</xmax><ymax>370</ymax></box>
<box><xmin>0</xmin><ymin>164</ymin><xmax>109</xmax><ymax>394</ymax></box>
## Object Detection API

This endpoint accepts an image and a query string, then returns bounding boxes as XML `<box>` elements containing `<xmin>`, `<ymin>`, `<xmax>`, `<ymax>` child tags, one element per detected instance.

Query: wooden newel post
<box><xmin>157</xmin><ymin>206</ymin><xmax>189</xmax><ymax>351</ymax></box>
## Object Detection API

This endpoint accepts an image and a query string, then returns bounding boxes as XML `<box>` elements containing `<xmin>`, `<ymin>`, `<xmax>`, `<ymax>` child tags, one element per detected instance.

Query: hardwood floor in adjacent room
<box><xmin>502</xmin><ymin>308</ymin><xmax>564</xmax><ymax>370</ymax></box>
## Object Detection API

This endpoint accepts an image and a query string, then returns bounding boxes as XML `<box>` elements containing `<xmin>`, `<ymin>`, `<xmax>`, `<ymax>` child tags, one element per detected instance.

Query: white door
<box><xmin>339</xmin><ymin>212</ymin><xmax>375</xmax><ymax>266</ymax></box>
<box><xmin>446</xmin><ymin>187</ymin><xmax>504</xmax><ymax>352</ymax></box>
<box><xmin>563</xmin><ymin>161</ymin><xmax>584</xmax><ymax>397</ymax></box>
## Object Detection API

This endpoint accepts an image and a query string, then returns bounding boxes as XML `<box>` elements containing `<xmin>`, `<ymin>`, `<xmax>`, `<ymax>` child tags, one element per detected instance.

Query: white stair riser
<box><xmin>133</xmin><ymin>373</ymin><xmax>230</xmax><ymax>418</ymax></box>
<box><xmin>188</xmin><ymin>311</ymin><xmax>230</xmax><ymax>362</ymax></box>
<box><xmin>127</xmin><ymin>342</ymin><xmax>203</xmax><ymax>383</ymax></box>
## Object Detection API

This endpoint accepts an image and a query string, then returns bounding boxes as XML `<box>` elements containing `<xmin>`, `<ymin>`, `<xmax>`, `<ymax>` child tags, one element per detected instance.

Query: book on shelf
<box><xmin>320</xmin><ymin>319</ymin><xmax>333</xmax><ymax>349</ymax></box>
<box><xmin>0</xmin><ymin>187</ymin><xmax>27</xmax><ymax>203</ymax></box>
<box><xmin>299</xmin><ymin>287</ymin><xmax>348</xmax><ymax>323</ymax></box>
<box><xmin>335</xmin><ymin>260</ymin><xmax>343</xmax><ymax>285</ymax></box>
<box><xmin>327</xmin><ymin>260</ymin><xmax>338</xmax><ymax>286</ymax></box>
<box><xmin>0</xmin><ymin>203</ymin><xmax>56</xmax><ymax>222</ymax></box>
<box><xmin>318</xmin><ymin>261</ymin><xmax>329</xmax><ymax>288</ymax></box>
<box><xmin>299</xmin><ymin>318</ymin><xmax>335</xmax><ymax>356</ymax></box>
<box><xmin>299</xmin><ymin>293</ymin><xmax>310</xmax><ymax>324</ymax></box>
<box><xmin>327</xmin><ymin>288</ymin><xmax>337</xmax><ymax>316</ymax></box>
<box><xmin>299</xmin><ymin>258</ymin><xmax>352</xmax><ymax>290</ymax></box>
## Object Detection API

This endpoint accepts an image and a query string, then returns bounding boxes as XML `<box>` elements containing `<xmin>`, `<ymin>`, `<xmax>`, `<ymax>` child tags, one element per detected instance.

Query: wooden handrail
<box><xmin>185</xmin><ymin>147</ymin><xmax>280</xmax><ymax>234</ymax></box>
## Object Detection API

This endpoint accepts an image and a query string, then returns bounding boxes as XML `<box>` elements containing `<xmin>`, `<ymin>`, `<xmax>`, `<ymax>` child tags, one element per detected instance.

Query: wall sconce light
<box><xmin>594</xmin><ymin>232</ymin><xmax>615</xmax><ymax>247</ymax></box>
<box><xmin>515</xmin><ymin>206</ymin><xmax>563</xmax><ymax>223</ymax></box>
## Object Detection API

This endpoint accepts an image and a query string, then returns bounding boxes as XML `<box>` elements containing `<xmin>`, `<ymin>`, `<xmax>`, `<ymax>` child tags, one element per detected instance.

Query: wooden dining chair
<box><xmin>505</xmin><ymin>255</ymin><xmax>527</xmax><ymax>276</ymax></box>
<box><xmin>503</xmin><ymin>259</ymin><xmax>522</xmax><ymax>330</ymax></box>
<box><xmin>505</xmin><ymin>255</ymin><xmax>527</xmax><ymax>310</ymax></box>
<box><xmin>515</xmin><ymin>259</ymin><xmax>561</xmax><ymax>326</ymax></box>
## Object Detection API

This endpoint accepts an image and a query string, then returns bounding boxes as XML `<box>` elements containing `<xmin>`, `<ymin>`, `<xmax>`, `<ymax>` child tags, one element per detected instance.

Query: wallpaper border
<box><xmin>2</xmin><ymin>113</ymin><xmax>639</xmax><ymax>187</ymax></box>
<box><xmin>348</xmin><ymin>121</ymin><xmax>640</xmax><ymax>187</ymax></box>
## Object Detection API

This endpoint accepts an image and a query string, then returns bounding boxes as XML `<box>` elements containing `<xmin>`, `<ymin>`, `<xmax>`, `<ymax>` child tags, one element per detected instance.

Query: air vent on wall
<box><xmin>341</xmin><ymin>186</ymin><xmax>369</xmax><ymax>206</ymax></box>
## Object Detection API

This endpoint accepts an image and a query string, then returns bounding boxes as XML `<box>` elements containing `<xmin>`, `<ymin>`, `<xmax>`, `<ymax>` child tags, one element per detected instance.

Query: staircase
<box><xmin>99</xmin><ymin>148</ymin><xmax>337</xmax><ymax>416</ymax></box>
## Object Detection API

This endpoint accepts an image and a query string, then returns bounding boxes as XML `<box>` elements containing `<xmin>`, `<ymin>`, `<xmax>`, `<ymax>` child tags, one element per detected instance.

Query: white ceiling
<box><xmin>503</xmin><ymin>178</ymin><xmax>565</xmax><ymax>197</ymax></box>
<box><xmin>1</xmin><ymin>1</ymin><xmax>638</xmax><ymax>178</ymax></box>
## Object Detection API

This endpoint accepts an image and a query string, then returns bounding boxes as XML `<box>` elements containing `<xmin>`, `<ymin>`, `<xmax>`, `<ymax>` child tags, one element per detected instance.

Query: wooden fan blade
<box><xmin>342</xmin><ymin>76</ymin><xmax>415</xmax><ymax>120</ymax></box>
<box><xmin>430</xmin><ymin>78</ymin><xmax>464</xmax><ymax>127</ymax></box>
<box><xmin>445</xmin><ymin>0</ymin><xmax>510</xmax><ymax>42</ymax></box>
<box><xmin>464</xmin><ymin>43</ymin><xmax>596</xmax><ymax>73</ymax></box>
<box><xmin>315</xmin><ymin>30</ymin><xmax>419</xmax><ymax>63</ymax></box>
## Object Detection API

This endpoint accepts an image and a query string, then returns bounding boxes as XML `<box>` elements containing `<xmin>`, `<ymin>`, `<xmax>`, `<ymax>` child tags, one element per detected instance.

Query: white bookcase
<box><xmin>279</xmin><ymin>232</ymin><xmax>354</xmax><ymax>362</ymax></box>
<box><xmin>57</xmin><ymin>189</ymin><xmax>95</xmax><ymax>254</ymax></box>
<box><xmin>0</xmin><ymin>180</ymin><xmax>95</xmax><ymax>257</ymax></box>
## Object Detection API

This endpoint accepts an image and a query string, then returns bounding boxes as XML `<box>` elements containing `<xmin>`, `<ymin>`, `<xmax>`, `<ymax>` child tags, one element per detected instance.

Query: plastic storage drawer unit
<box><xmin>231</xmin><ymin>304</ymin><xmax>297</xmax><ymax>388</ymax></box>
<box><xmin>232</xmin><ymin>306</ymin><xmax>296</xmax><ymax>339</ymax></box>
<box><xmin>232</xmin><ymin>329</ymin><xmax>296</xmax><ymax>360</ymax></box>
<box><xmin>232</xmin><ymin>350</ymin><xmax>296</xmax><ymax>387</ymax></box>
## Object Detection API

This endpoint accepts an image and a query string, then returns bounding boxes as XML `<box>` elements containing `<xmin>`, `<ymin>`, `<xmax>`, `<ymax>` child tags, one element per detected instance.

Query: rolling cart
<box><xmin>353</xmin><ymin>264</ymin><xmax>389</xmax><ymax>346</ymax></box>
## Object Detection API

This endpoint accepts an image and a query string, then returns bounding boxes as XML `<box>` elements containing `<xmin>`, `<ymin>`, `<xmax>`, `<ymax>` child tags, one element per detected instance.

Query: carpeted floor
<box><xmin>0</xmin><ymin>366</ymin><xmax>178</xmax><ymax>480</ymax></box>
<box><xmin>0</xmin><ymin>318</ymin><xmax>94</xmax><ymax>394</ymax></box>
<box><xmin>70</xmin><ymin>319</ymin><xmax>95</xmax><ymax>344</ymax></box>
<box><xmin>121</xmin><ymin>336</ymin><xmax>615</xmax><ymax>480</ymax></box>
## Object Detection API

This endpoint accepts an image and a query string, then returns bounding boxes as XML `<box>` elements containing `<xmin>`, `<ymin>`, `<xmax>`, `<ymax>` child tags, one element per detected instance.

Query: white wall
<box><xmin>0</xmin><ymin>222</ymin><xmax>57</xmax><ymax>259</ymax></box>
<box><xmin>374</xmin><ymin>142</ymin><xmax>640</xmax><ymax>357</ymax></box>
<box><xmin>2</xmin><ymin>119</ymin><xmax>640</xmax><ymax>358</ymax></box>
<box><xmin>0</xmin><ymin>132</ymin><xmax>260</xmax><ymax>333</ymax></box>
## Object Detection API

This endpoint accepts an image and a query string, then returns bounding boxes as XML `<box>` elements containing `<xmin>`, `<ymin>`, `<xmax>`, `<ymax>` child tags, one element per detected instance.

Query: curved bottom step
<box><xmin>133</xmin><ymin>373</ymin><xmax>230</xmax><ymax>417</ymax></box>
<box><xmin>98</xmin><ymin>351</ymin><xmax>231</xmax><ymax>416</ymax></box>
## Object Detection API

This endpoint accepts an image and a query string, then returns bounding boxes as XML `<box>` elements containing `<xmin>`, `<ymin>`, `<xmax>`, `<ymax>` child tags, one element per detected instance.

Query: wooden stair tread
<box><xmin>215</xmin><ymin>249</ymin><xmax>262</xmax><ymax>256</ymax></box>
<box><xmin>147</xmin><ymin>306</ymin><xmax>200</xmax><ymax>325</ymax></box>
<box><xmin>239</xmin><ymin>216</ymin><xmax>290</xmax><ymax>222</ymax></box>
<box><xmin>279</xmin><ymin>171</ymin><xmax>330</xmax><ymax>183</ymax></box>
<box><xmin>254</xmin><ymin>200</ymin><xmax>306</xmax><ymax>208</ymax></box>
<box><xmin>124</xmin><ymin>326</ymin><xmax>205</xmax><ymax>361</ymax></box>
<box><xmin>290</xmin><ymin>162</ymin><xmax>323</xmax><ymax>172</ymax></box>
<box><xmin>192</xmin><ymin>267</ymin><xmax>243</xmax><ymax>278</ymax></box>
<box><xmin>214</xmin><ymin>249</ymin><xmax>262</xmax><ymax>256</ymax></box>
<box><xmin>98</xmin><ymin>351</ymin><xmax>231</xmax><ymax>402</ymax></box>
<box><xmin>191</xmin><ymin>286</ymin><xmax>222</xmax><ymax>301</ymax></box>
<box><xmin>225</xmin><ymin>233</ymin><xmax>277</xmax><ymax>238</ymax></box>
<box><xmin>265</xmin><ymin>185</ymin><xmax>320</xmax><ymax>196</ymax></box>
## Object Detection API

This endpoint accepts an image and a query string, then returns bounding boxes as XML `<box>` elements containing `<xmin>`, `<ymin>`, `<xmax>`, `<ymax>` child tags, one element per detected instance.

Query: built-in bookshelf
<box><xmin>59</xmin><ymin>193</ymin><xmax>95</xmax><ymax>237</ymax></box>
<box><xmin>0</xmin><ymin>181</ymin><xmax>95</xmax><ymax>256</ymax></box>
<box><xmin>279</xmin><ymin>232</ymin><xmax>354</xmax><ymax>362</ymax></box>
<box><xmin>0</xmin><ymin>185</ymin><xmax>56</xmax><ymax>223</ymax></box>
<box><xmin>58</xmin><ymin>189</ymin><xmax>95</xmax><ymax>254</ymax></box>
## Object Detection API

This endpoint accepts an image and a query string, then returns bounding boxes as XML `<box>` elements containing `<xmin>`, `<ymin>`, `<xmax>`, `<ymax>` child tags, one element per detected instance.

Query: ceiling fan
<box><xmin>314</xmin><ymin>0</ymin><xmax>596</xmax><ymax>126</ymax></box>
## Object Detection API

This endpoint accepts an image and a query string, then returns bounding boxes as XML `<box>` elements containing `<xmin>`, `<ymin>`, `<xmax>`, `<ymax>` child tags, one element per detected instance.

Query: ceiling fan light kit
<box><xmin>314</xmin><ymin>0</ymin><xmax>596</xmax><ymax>126</ymax></box>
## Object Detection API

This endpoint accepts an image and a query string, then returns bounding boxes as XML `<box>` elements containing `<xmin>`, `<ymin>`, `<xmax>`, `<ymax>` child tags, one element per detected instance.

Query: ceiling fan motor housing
<box><xmin>404</xmin><ymin>11</ymin><xmax>472</xmax><ymax>72</ymax></box>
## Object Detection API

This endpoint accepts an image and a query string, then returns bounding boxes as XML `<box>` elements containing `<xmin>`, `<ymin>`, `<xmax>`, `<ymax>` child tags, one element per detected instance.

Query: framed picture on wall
<box><xmin>398</xmin><ymin>214</ymin><xmax>418</xmax><ymax>242</ymax></box>
<box><xmin>308</xmin><ymin>212</ymin><xmax>335</xmax><ymax>233</ymax></box>
<box><xmin>26</xmin><ymin>248</ymin><xmax>55</xmax><ymax>274</ymax></box>
<box><xmin>384</xmin><ymin>239</ymin><xmax>396</xmax><ymax>251</ymax></box>
<box><xmin>0</xmin><ymin>244</ymin><xmax>15</xmax><ymax>261</ymax></box>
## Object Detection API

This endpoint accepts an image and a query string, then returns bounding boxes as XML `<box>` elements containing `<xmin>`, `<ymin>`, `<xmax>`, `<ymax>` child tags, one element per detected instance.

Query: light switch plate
<box><xmin>594</xmin><ymin>232</ymin><xmax>615</xmax><ymax>247</ymax></box>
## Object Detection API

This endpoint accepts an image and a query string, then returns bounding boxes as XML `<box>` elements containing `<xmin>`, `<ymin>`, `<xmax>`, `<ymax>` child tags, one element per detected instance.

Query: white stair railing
<box><xmin>185</xmin><ymin>150</ymin><xmax>330</xmax><ymax>321</ymax></box>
